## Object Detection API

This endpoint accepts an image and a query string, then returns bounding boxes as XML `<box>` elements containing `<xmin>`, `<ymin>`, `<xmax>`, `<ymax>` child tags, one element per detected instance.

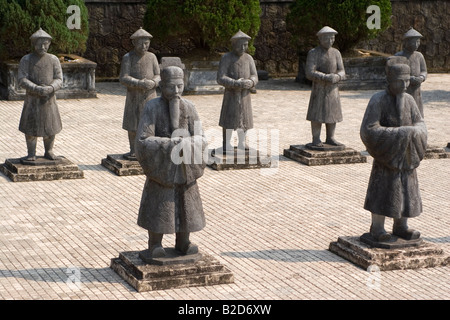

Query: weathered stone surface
<box><xmin>101</xmin><ymin>154</ymin><xmax>143</xmax><ymax>176</ymax></box>
<box><xmin>184</xmin><ymin>60</ymin><xmax>224</xmax><ymax>95</ymax></box>
<box><xmin>207</xmin><ymin>147</ymin><xmax>275</xmax><ymax>171</ymax></box>
<box><xmin>329</xmin><ymin>236</ymin><xmax>450</xmax><ymax>271</ymax></box>
<box><xmin>283</xmin><ymin>145</ymin><xmax>367</xmax><ymax>166</ymax></box>
<box><xmin>110</xmin><ymin>250</ymin><xmax>234</xmax><ymax>292</ymax></box>
<box><xmin>1</xmin><ymin>157</ymin><xmax>84</xmax><ymax>182</ymax></box>
<box><xmin>339</xmin><ymin>55</ymin><xmax>389</xmax><ymax>91</ymax></box>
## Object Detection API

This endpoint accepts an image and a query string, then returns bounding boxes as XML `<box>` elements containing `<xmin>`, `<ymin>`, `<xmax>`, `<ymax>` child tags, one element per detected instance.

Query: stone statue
<box><xmin>217</xmin><ymin>30</ymin><xmax>258</xmax><ymax>152</ymax></box>
<box><xmin>305</xmin><ymin>26</ymin><xmax>346</xmax><ymax>148</ymax></box>
<box><xmin>135</xmin><ymin>66</ymin><xmax>207</xmax><ymax>259</ymax></box>
<box><xmin>360</xmin><ymin>56</ymin><xmax>427</xmax><ymax>242</ymax></box>
<box><xmin>395</xmin><ymin>28</ymin><xmax>427</xmax><ymax>118</ymax></box>
<box><xmin>120</xmin><ymin>28</ymin><xmax>161</xmax><ymax>159</ymax></box>
<box><xmin>18</xmin><ymin>29</ymin><xmax>63</xmax><ymax>161</ymax></box>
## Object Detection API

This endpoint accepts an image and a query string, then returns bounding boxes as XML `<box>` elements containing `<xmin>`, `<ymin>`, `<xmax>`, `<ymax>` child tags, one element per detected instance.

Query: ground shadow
<box><xmin>221</xmin><ymin>249</ymin><xmax>341</xmax><ymax>263</ymax></box>
<box><xmin>423</xmin><ymin>236</ymin><xmax>450</xmax><ymax>243</ymax></box>
<box><xmin>422</xmin><ymin>90</ymin><xmax>450</xmax><ymax>104</ymax></box>
<box><xmin>78</xmin><ymin>164</ymin><xmax>109</xmax><ymax>171</ymax></box>
<box><xmin>0</xmin><ymin>266</ymin><xmax>124</xmax><ymax>285</ymax></box>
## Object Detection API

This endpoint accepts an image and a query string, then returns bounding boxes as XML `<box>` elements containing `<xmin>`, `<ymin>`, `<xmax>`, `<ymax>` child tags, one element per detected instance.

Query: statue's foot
<box><xmin>393</xmin><ymin>227</ymin><xmax>421</xmax><ymax>240</ymax></box>
<box><xmin>311</xmin><ymin>140</ymin><xmax>323</xmax><ymax>147</ymax></box>
<box><xmin>44</xmin><ymin>151</ymin><xmax>58</xmax><ymax>160</ymax></box>
<box><xmin>325</xmin><ymin>138</ymin><xmax>343</xmax><ymax>146</ymax></box>
<box><xmin>370</xmin><ymin>228</ymin><xmax>392</xmax><ymax>242</ymax></box>
<box><xmin>25</xmin><ymin>155</ymin><xmax>36</xmax><ymax>161</ymax></box>
<box><xmin>175</xmin><ymin>241</ymin><xmax>199</xmax><ymax>255</ymax></box>
<box><xmin>150</xmin><ymin>245</ymin><xmax>166</xmax><ymax>258</ymax></box>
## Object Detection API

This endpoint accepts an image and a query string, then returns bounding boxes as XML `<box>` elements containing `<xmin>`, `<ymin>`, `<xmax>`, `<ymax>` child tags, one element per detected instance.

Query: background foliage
<box><xmin>144</xmin><ymin>0</ymin><xmax>261</xmax><ymax>54</ymax></box>
<box><xmin>0</xmin><ymin>0</ymin><xmax>89</xmax><ymax>60</ymax></box>
<box><xmin>286</xmin><ymin>0</ymin><xmax>392</xmax><ymax>55</ymax></box>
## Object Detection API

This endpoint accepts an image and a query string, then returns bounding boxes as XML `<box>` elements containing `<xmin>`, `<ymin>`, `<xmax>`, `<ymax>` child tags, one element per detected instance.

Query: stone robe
<box><xmin>217</xmin><ymin>52</ymin><xmax>258</xmax><ymax>131</ymax></box>
<box><xmin>395</xmin><ymin>51</ymin><xmax>427</xmax><ymax>117</ymax></box>
<box><xmin>135</xmin><ymin>97</ymin><xmax>207</xmax><ymax>234</ymax></box>
<box><xmin>361</xmin><ymin>90</ymin><xmax>427</xmax><ymax>219</ymax></box>
<box><xmin>306</xmin><ymin>46</ymin><xmax>345</xmax><ymax>123</ymax></box>
<box><xmin>120</xmin><ymin>51</ymin><xmax>161</xmax><ymax>132</ymax></box>
<box><xmin>18</xmin><ymin>53</ymin><xmax>63</xmax><ymax>137</ymax></box>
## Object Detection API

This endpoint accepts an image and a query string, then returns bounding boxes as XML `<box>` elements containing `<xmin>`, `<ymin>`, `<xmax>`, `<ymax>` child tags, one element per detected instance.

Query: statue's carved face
<box><xmin>133</xmin><ymin>38</ymin><xmax>151</xmax><ymax>55</ymax></box>
<box><xmin>404</xmin><ymin>37</ymin><xmax>420</xmax><ymax>52</ymax></box>
<box><xmin>161</xmin><ymin>78</ymin><xmax>184</xmax><ymax>100</ymax></box>
<box><xmin>388</xmin><ymin>74</ymin><xmax>410</xmax><ymax>95</ymax></box>
<box><xmin>232</xmin><ymin>39</ymin><xmax>249</xmax><ymax>56</ymax></box>
<box><xmin>319</xmin><ymin>34</ymin><xmax>335</xmax><ymax>49</ymax></box>
<box><xmin>34</xmin><ymin>38</ymin><xmax>51</xmax><ymax>56</ymax></box>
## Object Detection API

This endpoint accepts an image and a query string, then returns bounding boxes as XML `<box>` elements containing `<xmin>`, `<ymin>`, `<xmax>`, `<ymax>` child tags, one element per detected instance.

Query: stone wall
<box><xmin>358</xmin><ymin>0</ymin><xmax>450</xmax><ymax>72</ymax></box>
<box><xmin>254</xmin><ymin>0</ymin><xmax>297</xmax><ymax>77</ymax></box>
<box><xmin>84</xmin><ymin>0</ymin><xmax>148</xmax><ymax>79</ymax></box>
<box><xmin>83</xmin><ymin>0</ymin><xmax>449</xmax><ymax>78</ymax></box>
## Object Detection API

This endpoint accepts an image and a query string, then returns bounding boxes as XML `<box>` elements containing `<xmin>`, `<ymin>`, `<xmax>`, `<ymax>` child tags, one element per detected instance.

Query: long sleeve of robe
<box><xmin>135</xmin><ymin>97</ymin><xmax>207</xmax><ymax>234</ymax></box>
<box><xmin>360</xmin><ymin>91</ymin><xmax>427</xmax><ymax>218</ymax></box>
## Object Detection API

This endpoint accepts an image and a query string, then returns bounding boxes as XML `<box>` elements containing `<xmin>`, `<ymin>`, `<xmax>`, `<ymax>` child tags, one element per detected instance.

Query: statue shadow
<box><xmin>221</xmin><ymin>249</ymin><xmax>341</xmax><ymax>263</ymax></box>
<box><xmin>0</xmin><ymin>266</ymin><xmax>127</xmax><ymax>285</ymax></box>
<box><xmin>78</xmin><ymin>164</ymin><xmax>109</xmax><ymax>171</ymax></box>
<box><xmin>423</xmin><ymin>236</ymin><xmax>450</xmax><ymax>243</ymax></box>
<box><xmin>422</xmin><ymin>90</ymin><xmax>450</xmax><ymax>104</ymax></box>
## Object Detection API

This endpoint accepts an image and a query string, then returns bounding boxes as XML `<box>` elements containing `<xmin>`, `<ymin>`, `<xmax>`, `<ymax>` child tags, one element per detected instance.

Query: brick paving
<box><xmin>0</xmin><ymin>75</ymin><xmax>449</xmax><ymax>300</ymax></box>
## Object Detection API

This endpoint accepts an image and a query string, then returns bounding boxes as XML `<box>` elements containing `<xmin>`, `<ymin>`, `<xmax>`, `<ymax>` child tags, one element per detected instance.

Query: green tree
<box><xmin>144</xmin><ymin>0</ymin><xmax>261</xmax><ymax>54</ymax></box>
<box><xmin>0</xmin><ymin>0</ymin><xmax>89</xmax><ymax>60</ymax></box>
<box><xmin>286</xmin><ymin>0</ymin><xmax>392</xmax><ymax>55</ymax></box>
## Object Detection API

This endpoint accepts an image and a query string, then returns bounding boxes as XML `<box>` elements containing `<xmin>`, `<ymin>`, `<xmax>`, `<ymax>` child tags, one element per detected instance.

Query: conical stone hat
<box><xmin>317</xmin><ymin>26</ymin><xmax>338</xmax><ymax>36</ymax></box>
<box><xmin>130</xmin><ymin>27</ymin><xmax>153</xmax><ymax>39</ymax></box>
<box><xmin>231</xmin><ymin>30</ymin><xmax>251</xmax><ymax>41</ymax></box>
<box><xmin>30</xmin><ymin>28</ymin><xmax>52</xmax><ymax>40</ymax></box>
<box><xmin>403</xmin><ymin>27</ymin><xmax>423</xmax><ymax>39</ymax></box>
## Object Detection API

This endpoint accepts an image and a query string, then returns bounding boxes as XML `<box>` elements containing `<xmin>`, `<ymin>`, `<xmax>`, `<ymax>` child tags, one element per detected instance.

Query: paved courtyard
<box><xmin>0</xmin><ymin>74</ymin><xmax>449</xmax><ymax>300</ymax></box>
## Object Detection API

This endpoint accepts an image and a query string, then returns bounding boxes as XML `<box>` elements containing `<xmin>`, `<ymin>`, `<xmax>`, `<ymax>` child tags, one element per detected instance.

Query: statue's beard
<box><xmin>396</xmin><ymin>92</ymin><xmax>405</xmax><ymax>112</ymax></box>
<box><xmin>169</xmin><ymin>97</ymin><xmax>181</xmax><ymax>131</ymax></box>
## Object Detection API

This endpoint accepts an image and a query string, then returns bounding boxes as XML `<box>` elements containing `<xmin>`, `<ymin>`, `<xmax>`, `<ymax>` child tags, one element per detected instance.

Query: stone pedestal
<box><xmin>207</xmin><ymin>147</ymin><xmax>275</xmax><ymax>171</ymax></box>
<box><xmin>424</xmin><ymin>145</ymin><xmax>450</xmax><ymax>159</ymax></box>
<box><xmin>283</xmin><ymin>144</ymin><xmax>367</xmax><ymax>166</ymax></box>
<box><xmin>329</xmin><ymin>235</ymin><xmax>450</xmax><ymax>271</ymax></box>
<box><xmin>184</xmin><ymin>60</ymin><xmax>224</xmax><ymax>95</ymax></box>
<box><xmin>0</xmin><ymin>156</ymin><xmax>84</xmax><ymax>182</ymax></box>
<box><xmin>110</xmin><ymin>250</ymin><xmax>234</xmax><ymax>292</ymax></box>
<box><xmin>101</xmin><ymin>154</ymin><xmax>143</xmax><ymax>176</ymax></box>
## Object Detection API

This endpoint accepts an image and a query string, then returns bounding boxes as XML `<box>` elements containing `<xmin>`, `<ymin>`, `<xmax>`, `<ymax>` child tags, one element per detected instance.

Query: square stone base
<box><xmin>283</xmin><ymin>145</ymin><xmax>367</xmax><ymax>166</ymax></box>
<box><xmin>101</xmin><ymin>154</ymin><xmax>143</xmax><ymax>176</ymax></box>
<box><xmin>329</xmin><ymin>236</ymin><xmax>450</xmax><ymax>271</ymax></box>
<box><xmin>207</xmin><ymin>148</ymin><xmax>275</xmax><ymax>171</ymax></box>
<box><xmin>110</xmin><ymin>250</ymin><xmax>234</xmax><ymax>292</ymax></box>
<box><xmin>0</xmin><ymin>157</ymin><xmax>84</xmax><ymax>182</ymax></box>
<box><xmin>424</xmin><ymin>145</ymin><xmax>450</xmax><ymax>159</ymax></box>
